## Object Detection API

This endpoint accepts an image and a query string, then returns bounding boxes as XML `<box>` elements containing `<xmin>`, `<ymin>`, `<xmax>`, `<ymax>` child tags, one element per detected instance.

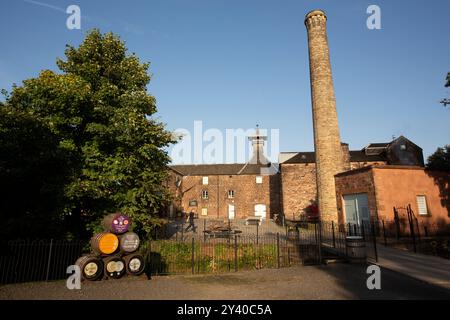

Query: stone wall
<box><xmin>305</xmin><ymin>10</ymin><xmax>345</xmax><ymax>222</ymax></box>
<box><xmin>280</xmin><ymin>161</ymin><xmax>385</xmax><ymax>221</ymax></box>
<box><xmin>334</xmin><ymin>167</ymin><xmax>377</xmax><ymax>224</ymax></box>
<box><xmin>280</xmin><ymin>163</ymin><xmax>317</xmax><ymax>220</ymax></box>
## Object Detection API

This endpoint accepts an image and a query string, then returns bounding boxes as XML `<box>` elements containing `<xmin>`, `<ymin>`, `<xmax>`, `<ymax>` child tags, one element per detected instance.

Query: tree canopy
<box><xmin>426</xmin><ymin>145</ymin><xmax>450</xmax><ymax>172</ymax></box>
<box><xmin>0</xmin><ymin>29</ymin><xmax>175</xmax><ymax>239</ymax></box>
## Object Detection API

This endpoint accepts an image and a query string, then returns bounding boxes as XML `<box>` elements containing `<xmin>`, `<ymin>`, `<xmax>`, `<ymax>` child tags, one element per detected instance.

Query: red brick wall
<box><xmin>179</xmin><ymin>174</ymin><xmax>279</xmax><ymax>220</ymax></box>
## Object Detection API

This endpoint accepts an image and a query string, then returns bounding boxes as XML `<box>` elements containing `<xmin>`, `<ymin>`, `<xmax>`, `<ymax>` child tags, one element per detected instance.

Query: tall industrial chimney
<box><xmin>304</xmin><ymin>10</ymin><xmax>344</xmax><ymax>222</ymax></box>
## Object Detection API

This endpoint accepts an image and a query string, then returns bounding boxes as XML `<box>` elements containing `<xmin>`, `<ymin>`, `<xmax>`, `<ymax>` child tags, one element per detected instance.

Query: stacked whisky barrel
<box><xmin>75</xmin><ymin>213</ymin><xmax>145</xmax><ymax>281</ymax></box>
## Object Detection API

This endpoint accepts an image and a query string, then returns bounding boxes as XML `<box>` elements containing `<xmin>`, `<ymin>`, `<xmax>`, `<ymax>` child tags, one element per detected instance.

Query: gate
<box><xmin>284</xmin><ymin>221</ymin><xmax>322</xmax><ymax>266</ymax></box>
<box><xmin>319</xmin><ymin>220</ymin><xmax>378</xmax><ymax>263</ymax></box>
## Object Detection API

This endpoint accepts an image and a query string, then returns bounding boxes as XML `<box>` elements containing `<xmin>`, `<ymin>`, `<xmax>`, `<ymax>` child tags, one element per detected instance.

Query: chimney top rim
<box><xmin>304</xmin><ymin>9</ymin><xmax>327</xmax><ymax>23</ymax></box>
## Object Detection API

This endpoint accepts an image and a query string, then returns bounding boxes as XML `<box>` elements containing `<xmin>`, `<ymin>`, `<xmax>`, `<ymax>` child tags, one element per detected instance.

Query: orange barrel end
<box><xmin>91</xmin><ymin>232</ymin><xmax>119</xmax><ymax>255</ymax></box>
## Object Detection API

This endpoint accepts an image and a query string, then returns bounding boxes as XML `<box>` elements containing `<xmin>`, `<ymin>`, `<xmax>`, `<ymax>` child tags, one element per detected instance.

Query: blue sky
<box><xmin>1</xmin><ymin>0</ymin><xmax>449</xmax><ymax>163</ymax></box>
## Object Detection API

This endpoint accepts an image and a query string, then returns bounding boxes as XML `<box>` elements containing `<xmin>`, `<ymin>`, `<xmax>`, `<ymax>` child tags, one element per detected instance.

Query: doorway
<box><xmin>343</xmin><ymin>193</ymin><xmax>370</xmax><ymax>225</ymax></box>
<box><xmin>254</xmin><ymin>204</ymin><xmax>266</xmax><ymax>220</ymax></box>
<box><xmin>228</xmin><ymin>204</ymin><xmax>235</xmax><ymax>220</ymax></box>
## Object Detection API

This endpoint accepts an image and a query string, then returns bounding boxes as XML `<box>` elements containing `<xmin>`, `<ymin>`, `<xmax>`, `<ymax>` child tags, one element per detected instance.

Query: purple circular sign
<box><xmin>103</xmin><ymin>213</ymin><xmax>131</xmax><ymax>234</ymax></box>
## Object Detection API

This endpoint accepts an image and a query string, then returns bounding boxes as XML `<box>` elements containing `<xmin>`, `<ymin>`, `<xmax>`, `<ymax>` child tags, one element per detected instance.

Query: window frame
<box><xmin>416</xmin><ymin>195</ymin><xmax>428</xmax><ymax>215</ymax></box>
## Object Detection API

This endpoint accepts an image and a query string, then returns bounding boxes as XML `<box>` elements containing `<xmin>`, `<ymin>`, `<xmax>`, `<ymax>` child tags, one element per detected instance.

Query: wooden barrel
<box><xmin>75</xmin><ymin>255</ymin><xmax>103</xmax><ymax>281</ymax></box>
<box><xmin>345</xmin><ymin>236</ymin><xmax>366</xmax><ymax>263</ymax></box>
<box><xmin>119</xmin><ymin>232</ymin><xmax>140</xmax><ymax>253</ymax></box>
<box><xmin>91</xmin><ymin>232</ymin><xmax>119</xmax><ymax>255</ymax></box>
<box><xmin>102</xmin><ymin>213</ymin><xmax>131</xmax><ymax>234</ymax></box>
<box><xmin>103</xmin><ymin>256</ymin><xmax>126</xmax><ymax>279</ymax></box>
<box><xmin>124</xmin><ymin>254</ymin><xmax>145</xmax><ymax>276</ymax></box>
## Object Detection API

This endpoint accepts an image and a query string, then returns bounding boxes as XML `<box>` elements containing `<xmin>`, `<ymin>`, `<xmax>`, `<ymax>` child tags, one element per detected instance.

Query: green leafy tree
<box><xmin>0</xmin><ymin>100</ymin><xmax>71</xmax><ymax>238</ymax></box>
<box><xmin>426</xmin><ymin>145</ymin><xmax>450</xmax><ymax>172</ymax></box>
<box><xmin>1</xmin><ymin>30</ymin><xmax>175</xmax><ymax>239</ymax></box>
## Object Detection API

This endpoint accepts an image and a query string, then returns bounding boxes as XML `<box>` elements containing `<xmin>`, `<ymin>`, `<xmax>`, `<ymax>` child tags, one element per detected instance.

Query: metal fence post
<box><xmin>318</xmin><ymin>222</ymin><xmax>322</xmax><ymax>264</ymax></box>
<box><xmin>148</xmin><ymin>240</ymin><xmax>152</xmax><ymax>278</ymax></box>
<box><xmin>182</xmin><ymin>221</ymin><xmax>185</xmax><ymax>241</ymax></box>
<box><xmin>191</xmin><ymin>237</ymin><xmax>195</xmax><ymax>274</ymax></box>
<box><xmin>382</xmin><ymin>220</ymin><xmax>387</xmax><ymax>246</ymax></box>
<box><xmin>203</xmin><ymin>219</ymin><xmax>207</xmax><ymax>241</ymax></box>
<box><xmin>45</xmin><ymin>239</ymin><xmax>53</xmax><ymax>282</ymax></box>
<box><xmin>234</xmin><ymin>235</ymin><xmax>238</xmax><ymax>272</ymax></box>
<box><xmin>256</xmin><ymin>223</ymin><xmax>260</xmax><ymax>245</ymax></box>
<box><xmin>361</xmin><ymin>222</ymin><xmax>366</xmax><ymax>241</ymax></box>
<box><xmin>408</xmin><ymin>207</ymin><xmax>417</xmax><ymax>254</ymax></box>
<box><xmin>332</xmin><ymin>221</ymin><xmax>336</xmax><ymax>248</ymax></box>
<box><xmin>415</xmin><ymin>218</ymin><xmax>421</xmax><ymax>243</ymax></box>
<box><xmin>371</xmin><ymin>222</ymin><xmax>378</xmax><ymax>262</ymax></box>
<box><xmin>287</xmin><ymin>247</ymin><xmax>291</xmax><ymax>266</ymax></box>
<box><xmin>276</xmin><ymin>233</ymin><xmax>280</xmax><ymax>268</ymax></box>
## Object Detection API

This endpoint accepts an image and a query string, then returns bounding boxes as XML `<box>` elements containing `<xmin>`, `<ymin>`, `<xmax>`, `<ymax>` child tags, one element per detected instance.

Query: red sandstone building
<box><xmin>166</xmin><ymin>133</ymin><xmax>449</xmax><ymax>227</ymax></box>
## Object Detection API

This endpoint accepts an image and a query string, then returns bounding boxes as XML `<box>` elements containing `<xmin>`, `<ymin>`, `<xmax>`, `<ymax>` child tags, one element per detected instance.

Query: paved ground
<box><xmin>1</xmin><ymin>263</ymin><xmax>450</xmax><ymax>300</ymax></box>
<box><xmin>376</xmin><ymin>246</ymin><xmax>450</xmax><ymax>289</ymax></box>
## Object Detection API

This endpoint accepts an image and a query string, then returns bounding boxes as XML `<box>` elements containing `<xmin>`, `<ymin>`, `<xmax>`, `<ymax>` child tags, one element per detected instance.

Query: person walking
<box><xmin>185</xmin><ymin>210</ymin><xmax>197</xmax><ymax>233</ymax></box>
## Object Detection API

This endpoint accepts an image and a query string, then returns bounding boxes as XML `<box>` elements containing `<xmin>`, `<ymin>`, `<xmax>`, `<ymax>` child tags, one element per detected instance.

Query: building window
<box><xmin>256</xmin><ymin>176</ymin><xmax>263</xmax><ymax>184</ymax></box>
<box><xmin>201</xmin><ymin>208</ymin><xmax>208</xmax><ymax>216</ymax></box>
<box><xmin>228</xmin><ymin>190</ymin><xmax>235</xmax><ymax>199</ymax></box>
<box><xmin>416</xmin><ymin>195</ymin><xmax>428</xmax><ymax>215</ymax></box>
<box><xmin>202</xmin><ymin>176</ymin><xmax>208</xmax><ymax>185</ymax></box>
<box><xmin>202</xmin><ymin>190</ymin><xmax>209</xmax><ymax>200</ymax></box>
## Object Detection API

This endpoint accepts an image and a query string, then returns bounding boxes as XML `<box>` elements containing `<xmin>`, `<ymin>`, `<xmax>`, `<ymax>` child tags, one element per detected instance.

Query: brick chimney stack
<box><xmin>305</xmin><ymin>10</ymin><xmax>344</xmax><ymax>222</ymax></box>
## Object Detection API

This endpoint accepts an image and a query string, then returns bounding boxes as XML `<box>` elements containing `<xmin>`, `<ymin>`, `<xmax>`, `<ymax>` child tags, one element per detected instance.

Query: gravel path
<box><xmin>1</xmin><ymin>263</ymin><xmax>449</xmax><ymax>300</ymax></box>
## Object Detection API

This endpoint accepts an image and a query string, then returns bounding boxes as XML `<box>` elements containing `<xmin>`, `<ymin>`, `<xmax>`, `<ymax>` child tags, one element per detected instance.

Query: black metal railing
<box><xmin>0</xmin><ymin>222</ymin><xmax>323</xmax><ymax>284</ymax></box>
<box><xmin>373</xmin><ymin>210</ymin><xmax>450</xmax><ymax>259</ymax></box>
<box><xmin>0</xmin><ymin>239</ymin><xmax>87</xmax><ymax>284</ymax></box>
<box><xmin>141</xmin><ymin>228</ymin><xmax>322</xmax><ymax>276</ymax></box>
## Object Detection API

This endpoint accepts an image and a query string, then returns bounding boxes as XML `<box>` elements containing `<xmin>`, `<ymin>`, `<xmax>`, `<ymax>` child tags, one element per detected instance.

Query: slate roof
<box><xmin>170</xmin><ymin>163</ymin><xmax>275</xmax><ymax>176</ymax></box>
<box><xmin>280</xmin><ymin>150</ymin><xmax>387</xmax><ymax>164</ymax></box>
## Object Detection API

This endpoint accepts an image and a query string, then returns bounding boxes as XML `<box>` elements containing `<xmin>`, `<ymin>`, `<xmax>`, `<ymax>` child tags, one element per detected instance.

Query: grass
<box><xmin>141</xmin><ymin>239</ymin><xmax>284</xmax><ymax>275</ymax></box>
